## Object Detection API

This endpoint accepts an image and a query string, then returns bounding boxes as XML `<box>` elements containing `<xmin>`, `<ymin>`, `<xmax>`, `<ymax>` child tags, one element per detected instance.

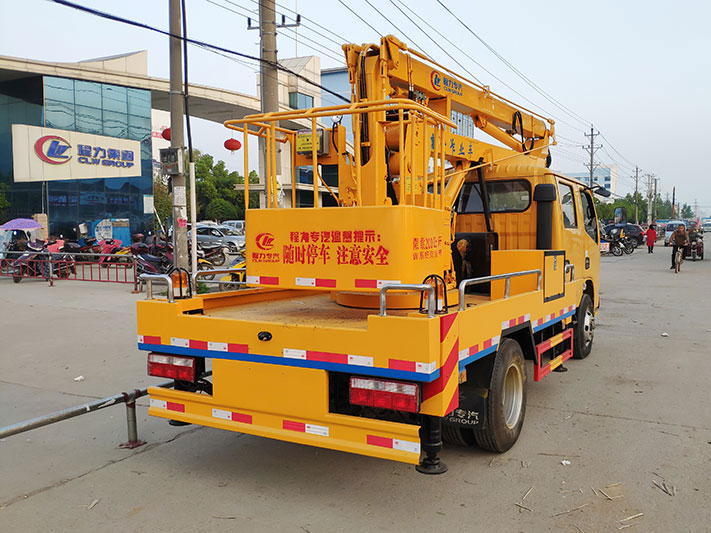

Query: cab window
<box><xmin>580</xmin><ymin>190</ymin><xmax>598</xmax><ymax>241</ymax></box>
<box><xmin>457</xmin><ymin>179</ymin><xmax>531</xmax><ymax>213</ymax></box>
<box><xmin>558</xmin><ymin>182</ymin><xmax>578</xmax><ymax>228</ymax></box>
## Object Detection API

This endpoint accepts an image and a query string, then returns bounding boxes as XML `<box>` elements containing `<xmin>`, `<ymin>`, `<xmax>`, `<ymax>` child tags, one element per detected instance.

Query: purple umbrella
<box><xmin>0</xmin><ymin>218</ymin><xmax>44</xmax><ymax>231</ymax></box>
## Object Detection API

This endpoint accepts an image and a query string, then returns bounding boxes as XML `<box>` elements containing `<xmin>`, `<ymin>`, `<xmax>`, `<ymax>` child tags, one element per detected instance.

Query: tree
<box><xmin>681</xmin><ymin>204</ymin><xmax>693</xmax><ymax>219</ymax></box>
<box><xmin>152</xmin><ymin>175</ymin><xmax>172</xmax><ymax>231</ymax></box>
<box><xmin>205</xmin><ymin>198</ymin><xmax>238</xmax><ymax>222</ymax></box>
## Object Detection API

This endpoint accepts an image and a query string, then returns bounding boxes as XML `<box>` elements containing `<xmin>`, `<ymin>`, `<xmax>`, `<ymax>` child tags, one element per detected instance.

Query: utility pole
<box><xmin>633</xmin><ymin>166</ymin><xmax>639</xmax><ymax>224</ymax></box>
<box><xmin>248</xmin><ymin>4</ymin><xmax>299</xmax><ymax>207</ymax></box>
<box><xmin>169</xmin><ymin>0</ymin><xmax>188</xmax><ymax>270</ymax></box>
<box><xmin>694</xmin><ymin>198</ymin><xmax>699</xmax><ymax>219</ymax></box>
<box><xmin>671</xmin><ymin>186</ymin><xmax>676</xmax><ymax>218</ymax></box>
<box><xmin>652</xmin><ymin>177</ymin><xmax>658</xmax><ymax>222</ymax></box>
<box><xmin>583</xmin><ymin>125</ymin><xmax>602</xmax><ymax>188</ymax></box>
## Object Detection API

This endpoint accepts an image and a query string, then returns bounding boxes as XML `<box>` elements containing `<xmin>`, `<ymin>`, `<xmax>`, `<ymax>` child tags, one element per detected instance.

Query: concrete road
<box><xmin>1</xmin><ymin>249</ymin><xmax>709</xmax><ymax>532</ymax></box>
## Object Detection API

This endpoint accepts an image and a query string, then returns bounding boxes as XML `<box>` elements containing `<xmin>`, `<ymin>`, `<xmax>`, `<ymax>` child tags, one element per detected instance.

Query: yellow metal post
<box><xmin>243</xmin><ymin>124</ymin><xmax>249</xmax><ymax>211</ymax></box>
<box><xmin>291</xmin><ymin>136</ymin><xmax>296</xmax><ymax>208</ymax></box>
<box><xmin>398</xmin><ymin>109</ymin><xmax>404</xmax><ymax>204</ymax></box>
<box><xmin>270</xmin><ymin>121</ymin><xmax>277</xmax><ymax>208</ymax></box>
<box><xmin>311</xmin><ymin>118</ymin><xmax>319</xmax><ymax>208</ymax></box>
<box><xmin>409</xmin><ymin>118</ymin><xmax>415</xmax><ymax>205</ymax></box>
<box><xmin>353</xmin><ymin>110</ymin><xmax>362</xmax><ymax>206</ymax></box>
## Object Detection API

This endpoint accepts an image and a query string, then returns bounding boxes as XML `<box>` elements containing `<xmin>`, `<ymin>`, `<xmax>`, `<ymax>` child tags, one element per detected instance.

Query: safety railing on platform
<box><xmin>458</xmin><ymin>269</ymin><xmax>542</xmax><ymax>311</ymax></box>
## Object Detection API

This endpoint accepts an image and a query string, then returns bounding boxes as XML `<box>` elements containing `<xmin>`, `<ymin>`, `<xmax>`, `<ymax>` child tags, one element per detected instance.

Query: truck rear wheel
<box><xmin>473</xmin><ymin>338</ymin><xmax>526</xmax><ymax>453</ymax></box>
<box><xmin>573</xmin><ymin>294</ymin><xmax>594</xmax><ymax>359</ymax></box>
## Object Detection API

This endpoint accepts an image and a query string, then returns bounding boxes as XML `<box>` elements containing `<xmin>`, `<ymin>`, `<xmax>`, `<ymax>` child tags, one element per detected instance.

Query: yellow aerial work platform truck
<box><xmin>137</xmin><ymin>36</ymin><xmax>603</xmax><ymax>473</ymax></box>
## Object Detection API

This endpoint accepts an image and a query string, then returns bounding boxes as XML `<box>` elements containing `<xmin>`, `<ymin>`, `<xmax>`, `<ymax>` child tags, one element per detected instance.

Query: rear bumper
<box><xmin>148</xmin><ymin>386</ymin><xmax>423</xmax><ymax>464</ymax></box>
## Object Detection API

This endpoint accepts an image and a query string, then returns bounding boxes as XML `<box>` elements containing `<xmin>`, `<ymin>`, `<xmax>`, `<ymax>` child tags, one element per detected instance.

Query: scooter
<box><xmin>198</xmin><ymin>242</ymin><xmax>227</xmax><ymax>266</ymax></box>
<box><xmin>219</xmin><ymin>254</ymin><xmax>247</xmax><ymax>291</ymax></box>
<box><xmin>98</xmin><ymin>238</ymin><xmax>124</xmax><ymax>267</ymax></box>
<box><xmin>135</xmin><ymin>251</ymin><xmax>175</xmax><ymax>275</ymax></box>
<box><xmin>13</xmin><ymin>241</ymin><xmax>74</xmax><ymax>283</ymax></box>
<box><xmin>689</xmin><ymin>235</ymin><xmax>704</xmax><ymax>261</ymax></box>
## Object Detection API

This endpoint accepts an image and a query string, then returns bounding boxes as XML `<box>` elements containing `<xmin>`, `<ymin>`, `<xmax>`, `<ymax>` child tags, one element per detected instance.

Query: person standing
<box><xmin>670</xmin><ymin>225</ymin><xmax>689</xmax><ymax>269</ymax></box>
<box><xmin>645</xmin><ymin>224</ymin><xmax>657</xmax><ymax>253</ymax></box>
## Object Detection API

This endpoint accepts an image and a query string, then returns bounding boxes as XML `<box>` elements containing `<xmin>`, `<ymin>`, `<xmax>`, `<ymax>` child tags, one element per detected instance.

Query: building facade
<box><xmin>1</xmin><ymin>74</ymin><xmax>153</xmax><ymax>240</ymax></box>
<box><xmin>567</xmin><ymin>165</ymin><xmax>618</xmax><ymax>197</ymax></box>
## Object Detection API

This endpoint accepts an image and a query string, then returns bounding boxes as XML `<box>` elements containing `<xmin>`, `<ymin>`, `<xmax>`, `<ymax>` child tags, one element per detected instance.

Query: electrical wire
<box><xmin>49</xmin><ymin>0</ymin><xmax>350</xmax><ymax>104</ymax></box>
<box><xmin>244</xmin><ymin>0</ymin><xmax>350</xmax><ymax>46</ymax></box>
<box><xmin>336</xmin><ymin>0</ymin><xmax>382</xmax><ymax>36</ymax></box>
<box><xmin>361</xmin><ymin>0</ymin><xmax>429</xmax><ymax>59</ymax></box>
<box><xmin>434</xmin><ymin>0</ymin><xmax>591</xmax><ymax>129</ymax></box>
<box><xmin>205</xmin><ymin>0</ymin><xmax>345</xmax><ymax>64</ymax></box>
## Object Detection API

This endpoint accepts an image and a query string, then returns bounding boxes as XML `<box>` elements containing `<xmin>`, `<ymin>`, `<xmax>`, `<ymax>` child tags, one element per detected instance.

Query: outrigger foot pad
<box><xmin>168</xmin><ymin>419</ymin><xmax>191</xmax><ymax>426</ymax></box>
<box><xmin>553</xmin><ymin>365</ymin><xmax>568</xmax><ymax>373</ymax></box>
<box><xmin>416</xmin><ymin>457</ymin><xmax>448</xmax><ymax>475</ymax></box>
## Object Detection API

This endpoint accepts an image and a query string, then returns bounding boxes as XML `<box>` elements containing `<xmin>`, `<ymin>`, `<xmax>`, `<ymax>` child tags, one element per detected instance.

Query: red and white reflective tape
<box><xmin>139</xmin><ymin>335</ymin><xmax>249</xmax><ymax>353</ymax></box>
<box><xmin>149</xmin><ymin>398</ymin><xmax>185</xmax><ymax>412</ymax></box>
<box><xmin>354</xmin><ymin>278</ymin><xmax>401</xmax><ymax>289</ymax></box>
<box><xmin>283</xmin><ymin>420</ymin><xmax>329</xmax><ymax>437</ymax></box>
<box><xmin>283</xmin><ymin>348</ymin><xmax>374</xmax><ymax>367</ymax></box>
<box><xmin>246</xmin><ymin>275</ymin><xmax>279</xmax><ymax>285</ymax></box>
<box><xmin>295</xmin><ymin>277</ymin><xmax>337</xmax><ymax>288</ymax></box>
<box><xmin>366</xmin><ymin>434</ymin><xmax>421</xmax><ymax>454</ymax></box>
<box><xmin>458</xmin><ymin>334</ymin><xmax>500</xmax><ymax>360</ymax></box>
<box><xmin>388</xmin><ymin>359</ymin><xmax>437</xmax><ymax>374</ymax></box>
<box><xmin>138</xmin><ymin>335</ymin><xmax>161</xmax><ymax>344</ymax></box>
<box><xmin>533</xmin><ymin>305</ymin><xmax>576</xmax><ymax>327</ymax></box>
<box><xmin>501</xmin><ymin>313</ymin><xmax>531</xmax><ymax>330</ymax></box>
<box><xmin>212</xmin><ymin>408</ymin><xmax>253</xmax><ymax>424</ymax></box>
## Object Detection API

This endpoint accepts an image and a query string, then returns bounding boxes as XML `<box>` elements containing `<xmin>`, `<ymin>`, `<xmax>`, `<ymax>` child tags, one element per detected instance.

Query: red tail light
<box><xmin>148</xmin><ymin>353</ymin><xmax>197</xmax><ymax>381</ymax></box>
<box><xmin>349</xmin><ymin>376</ymin><xmax>420</xmax><ymax>413</ymax></box>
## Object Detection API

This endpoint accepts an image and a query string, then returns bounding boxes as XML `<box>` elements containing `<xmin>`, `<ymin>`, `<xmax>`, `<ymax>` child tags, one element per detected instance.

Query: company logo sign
<box><xmin>34</xmin><ymin>135</ymin><xmax>72</xmax><ymax>165</ymax></box>
<box><xmin>255</xmin><ymin>232</ymin><xmax>275</xmax><ymax>251</ymax></box>
<box><xmin>33</xmin><ymin>137</ymin><xmax>135</xmax><ymax>168</ymax></box>
<box><xmin>430</xmin><ymin>71</ymin><xmax>441</xmax><ymax>91</ymax></box>
<box><xmin>430</xmin><ymin>70</ymin><xmax>463</xmax><ymax>96</ymax></box>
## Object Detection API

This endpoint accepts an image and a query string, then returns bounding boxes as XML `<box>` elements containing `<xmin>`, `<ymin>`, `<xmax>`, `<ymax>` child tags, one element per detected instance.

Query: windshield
<box><xmin>218</xmin><ymin>227</ymin><xmax>240</xmax><ymax>236</ymax></box>
<box><xmin>456</xmin><ymin>179</ymin><xmax>532</xmax><ymax>213</ymax></box>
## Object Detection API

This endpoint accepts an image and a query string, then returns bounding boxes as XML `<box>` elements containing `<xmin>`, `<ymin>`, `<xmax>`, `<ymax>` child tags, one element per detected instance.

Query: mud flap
<box><xmin>443</xmin><ymin>386</ymin><xmax>488</xmax><ymax>429</ymax></box>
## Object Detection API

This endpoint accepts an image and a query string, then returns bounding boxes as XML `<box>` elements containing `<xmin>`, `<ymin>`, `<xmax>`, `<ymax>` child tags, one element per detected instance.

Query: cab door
<box><xmin>554</xmin><ymin>178</ymin><xmax>586</xmax><ymax>286</ymax></box>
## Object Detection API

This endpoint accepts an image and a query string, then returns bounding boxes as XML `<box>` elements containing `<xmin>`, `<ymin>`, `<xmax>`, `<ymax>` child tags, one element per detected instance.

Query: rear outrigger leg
<box><xmin>416</xmin><ymin>415</ymin><xmax>448</xmax><ymax>475</ymax></box>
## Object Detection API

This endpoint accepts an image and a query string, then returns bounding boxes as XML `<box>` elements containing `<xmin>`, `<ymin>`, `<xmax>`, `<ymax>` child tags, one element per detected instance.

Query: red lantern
<box><xmin>161</xmin><ymin>127</ymin><xmax>171</xmax><ymax>141</ymax></box>
<box><xmin>224</xmin><ymin>138</ymin><xmax>242</xmax><ymax>152</ymax></box>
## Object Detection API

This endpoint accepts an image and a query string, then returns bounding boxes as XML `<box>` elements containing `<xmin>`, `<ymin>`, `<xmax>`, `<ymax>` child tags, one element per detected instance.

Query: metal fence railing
<box><xmin>0</xmin><ymin>251</ymin><xmax>138</xmax><ymax>291</ymax></box>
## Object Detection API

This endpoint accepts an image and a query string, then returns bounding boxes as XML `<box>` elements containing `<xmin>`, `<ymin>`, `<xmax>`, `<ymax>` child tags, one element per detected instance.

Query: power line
<box><xmin>206</xmin><ymin>0</ymin><xmax>344</xmax><ymax>64</ymax></box>
<box><xmin>361</xmin><ymin>0</ymin><xmax>429</xmax><ymax>60</ymax></box>
<box><xmin>433</xmin><ymin>0</ymin><xmax>591</xmax><ymax>129</ymax></box>
<box><xmin>49</xmin><ymin>0</ymin><xmax>349</xmax><ymax>103</ymax></box>
<box><xmin>245</xmin><ymin>0</ymin><xmax>350</xmax><ymax>45</ymax></box>
<box><xmin>336</xmin><ymin>0</ymin><xmax>382</xmax><ymax>36</ymax></box>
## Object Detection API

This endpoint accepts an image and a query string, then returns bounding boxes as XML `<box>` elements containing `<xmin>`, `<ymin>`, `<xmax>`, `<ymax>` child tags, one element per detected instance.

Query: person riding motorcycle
<box><xmin>670</xmin><ymin>225</ymin><xmax>689</xmax><ymax>269</ymax></box>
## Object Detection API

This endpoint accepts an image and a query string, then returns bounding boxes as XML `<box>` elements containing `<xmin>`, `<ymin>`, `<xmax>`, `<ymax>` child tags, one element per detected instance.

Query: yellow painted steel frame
<box><xmin>137</xmin><ymin>251</ymin><xmax>582</xmax><ymax>465</ymax></box>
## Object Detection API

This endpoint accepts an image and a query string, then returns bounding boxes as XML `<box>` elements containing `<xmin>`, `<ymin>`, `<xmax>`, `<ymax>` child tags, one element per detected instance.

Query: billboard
<box><xmin>12</xmin><ymin>124</ymin><xmax>142</xmax><ymax>182</ymax></box>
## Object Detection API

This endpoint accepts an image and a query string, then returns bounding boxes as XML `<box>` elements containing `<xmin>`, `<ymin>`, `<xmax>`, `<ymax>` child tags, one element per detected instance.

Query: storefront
<box><xmin>0</xmin><ymin>75</ymin><xmax>153</xmax><ymax>239</ymax></box>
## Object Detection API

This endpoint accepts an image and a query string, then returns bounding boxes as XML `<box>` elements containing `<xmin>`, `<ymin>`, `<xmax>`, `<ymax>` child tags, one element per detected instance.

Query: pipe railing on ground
<box><xmin>0</xmin><ymin>379</ymin><xmax>177</xmax><ymax>449</ymax></box>
<box><xmin>458</xmin><ymin>269</ymin><xmax>542</xmax><ymax>311</ymax></box>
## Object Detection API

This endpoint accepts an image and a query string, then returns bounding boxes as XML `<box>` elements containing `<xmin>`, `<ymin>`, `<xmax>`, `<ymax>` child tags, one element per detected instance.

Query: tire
<box><xmin>13</xmin><ymin>265</ymin><xmax>23</xmax><ymax>283</ymax></box>
<box><xmin>473</xmin><ymin>338</ymin><xmax>526</xmax><ymax>453</ymax></box>
<box><xmin>227</xmin><ymin>242</ymin><xmax>237</xmax><ymax>253</ymax></box>
<box><xmin>611</xmin><ymin>243</ymin><xmax>623</xmax><ymax>256</ymax></box>
<box><xmin>573</xmin><ymin>294</ymin><xmax>595</xmax><ymax>359</ymax></box>
<box><xmin>198</xmin><ymin>262</ymin><xmax>215</xmax><ymax>281</ymax></box>
<box><xmin>210</xmin><ymin>252</ymin><xmax>226</xmax><ymax>267</ymax></box>
<box><xmin>219</xmin><ymin>274</ymin><xmax>241</xmax><ymax>292</ymax></box>
<box><xmin>441</xmin><ymin>422</ymin><xmax>476</xmax><ymax>446</ymax></box>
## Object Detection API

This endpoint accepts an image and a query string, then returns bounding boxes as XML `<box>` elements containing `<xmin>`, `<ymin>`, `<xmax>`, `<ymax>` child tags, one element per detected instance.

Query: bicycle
<box><xmin>674</xmin><ymin>245</ymin><xmax>684</xmax><ymax>273</ymax></box>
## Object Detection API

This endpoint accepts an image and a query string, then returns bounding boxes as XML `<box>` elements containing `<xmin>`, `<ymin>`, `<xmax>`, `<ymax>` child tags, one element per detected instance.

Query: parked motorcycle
<box><xmin>689</xmin><ymin>235</ymin><xmax>704</xmax><ymax>261</ymax></box>
<box><xmin>219</xmin><ymin>255</ymin><xmax>247</xmax><ymax>291</ymax></box>
<box><xmin>198</xmin><ymin>242</ymin><xmax>227</xmax><ymax>266</ymax></box>
<box><xmin>13</xmin><ymin>241</ymin><xmax>74</xmax><ymax>283</ymax></box>
<box><xmin>135</xmin><ymin>252</ymin><xmax>175</xmax><ymax>275</ymax></box>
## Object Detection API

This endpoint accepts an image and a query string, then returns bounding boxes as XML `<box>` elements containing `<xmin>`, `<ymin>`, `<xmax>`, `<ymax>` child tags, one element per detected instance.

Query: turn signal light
<box><xmin>148</xmin><ymin>353</ymin><xmax>197</xmax><ymax>381</ymax></box>
<box><xmin>349</xmin><ymin>376</ymin><xmax>420</xmax><ymax>413</ymax></box>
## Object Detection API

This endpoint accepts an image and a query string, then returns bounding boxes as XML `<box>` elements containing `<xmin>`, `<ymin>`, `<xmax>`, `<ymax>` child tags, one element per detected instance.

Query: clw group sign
<box><xmin>12</xmin><ymin>125</ymin><xmax>141</xmax><ymax>182</ymax></box>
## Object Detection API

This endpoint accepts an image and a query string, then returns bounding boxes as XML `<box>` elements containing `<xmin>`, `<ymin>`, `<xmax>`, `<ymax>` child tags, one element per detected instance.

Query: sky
<box><xmin>2</xmin><ymin>0</ymin><xmax>710</xmax><ymax>216</ymax></box>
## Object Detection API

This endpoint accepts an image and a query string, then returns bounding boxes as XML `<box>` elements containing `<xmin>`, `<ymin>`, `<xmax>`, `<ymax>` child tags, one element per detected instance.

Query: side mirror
<box><xmin>592</xmin><ymin>185</ymin><xmax>611</xmax><ymax>198</ymax></box>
